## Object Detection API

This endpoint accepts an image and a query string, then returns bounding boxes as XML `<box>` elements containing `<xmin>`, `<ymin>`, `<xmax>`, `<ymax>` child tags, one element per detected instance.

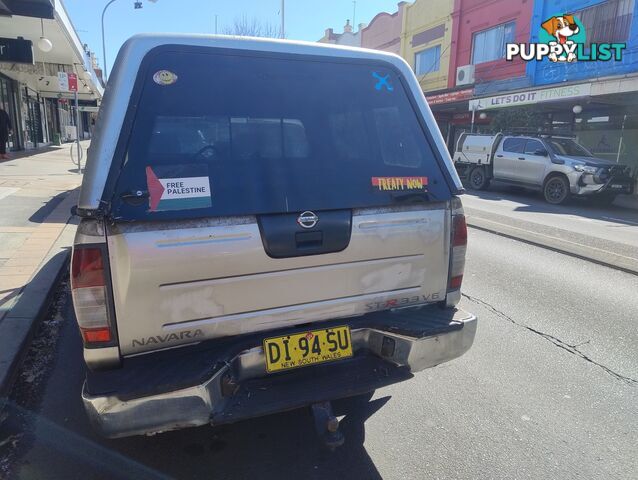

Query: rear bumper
<box><xmin>82</xmin><ymin>306</ymin><xmax>477</xmax><ymax>438</ymax></box>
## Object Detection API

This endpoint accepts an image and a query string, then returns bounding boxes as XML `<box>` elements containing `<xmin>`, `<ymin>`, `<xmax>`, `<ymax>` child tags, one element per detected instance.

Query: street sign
<box><xmin>57</xmin><ymin>71</ymin><xmax>82</xmax><ymax>171</ymax></box>
<box><xmin>78</xmin><ymin>106</ymin><xmax>99</xmax><ymax>113</ymax></box>
<box><xmin>57</xmin><ymin>72</ymin><xmax>69</xmax><ymax>91</ymax></box>
<box><xmin>0</xmin><ymin>37</ymin><xmax>34</xmax><ymax>64</ymax></box>
<box><xmin>57</xmin><ymin>72</ymin><xmax>79</xmax><ymax>92</ymax></box>
<box><xmin>68</xmin><ymin>73</ymin><xmax>78</xmax><ymax>92</ymax></box>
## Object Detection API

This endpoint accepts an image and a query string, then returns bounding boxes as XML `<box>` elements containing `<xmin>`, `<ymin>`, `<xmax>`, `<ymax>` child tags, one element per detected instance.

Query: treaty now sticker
<box><xmin>371</xmin><ymin>177</ymin><xmax>428</xmax><ymax>191</ymax></box>
<box><xmin>146</xmin><ymin>166</ymin><xmax>212</xmax><ymax>211</ymax></box>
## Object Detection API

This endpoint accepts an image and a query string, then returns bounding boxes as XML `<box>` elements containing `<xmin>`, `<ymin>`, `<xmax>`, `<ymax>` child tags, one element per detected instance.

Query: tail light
<box><xmin>447</xmin><ymin>197</ymin><xmax>467</xmax><ymax>305</ymax></box>
<box><xmin>71</xmin><ymin>246</ymin><xmax>116</xmax><ymax>347</ymax></box>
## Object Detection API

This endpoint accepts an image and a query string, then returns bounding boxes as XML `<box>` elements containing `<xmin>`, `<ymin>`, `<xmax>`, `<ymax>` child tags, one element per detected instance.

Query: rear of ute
<box><xmin>71</xmin><ymin>36</ymin><xmax>476</xmax><ymax>438</ymax></box>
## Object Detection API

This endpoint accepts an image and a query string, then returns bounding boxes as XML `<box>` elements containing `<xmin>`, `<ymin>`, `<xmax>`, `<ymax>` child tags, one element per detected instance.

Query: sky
<box><xmin>64</xmin><ymin>0</ymin><xmax>400</xmax><ymax>75</ymax></box>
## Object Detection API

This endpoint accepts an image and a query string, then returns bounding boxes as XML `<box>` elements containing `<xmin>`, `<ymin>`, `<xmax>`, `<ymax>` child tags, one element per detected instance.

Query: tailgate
<box><xmin>108</xmin><ymin>205</ymin><xmax>449</xmax><ymax>355</ymax></box>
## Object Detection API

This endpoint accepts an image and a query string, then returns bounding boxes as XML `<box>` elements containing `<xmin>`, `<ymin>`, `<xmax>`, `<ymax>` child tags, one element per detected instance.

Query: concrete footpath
<box><xmin>0</xmin><ymin>142</ymin><xmax>87</xmax><ymax>400</ymax></box>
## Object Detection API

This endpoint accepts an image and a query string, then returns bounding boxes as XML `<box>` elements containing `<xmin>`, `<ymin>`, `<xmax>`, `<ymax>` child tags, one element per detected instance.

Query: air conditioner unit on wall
<box><xmin>456</xmin><ymin>65</ymin><xmax>475</xmax><ymax>86</ymax></box>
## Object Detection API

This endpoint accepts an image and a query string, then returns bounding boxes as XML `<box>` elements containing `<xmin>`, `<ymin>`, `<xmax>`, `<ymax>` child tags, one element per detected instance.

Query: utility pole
<box><xmin>101</xmin><ymin>0</ymin><xmax>118</xmax><ymax>81</ymax></box>
<box><xmin>281</xmin><ymin>0</ymin><xmax>285</xmax><ymax>38</ymax></box>
<box><xmin>74</xmin><ymin>89</ymin><xmax>81</xmax><ymax>172</ymax></box>
<box><xmin>353</xmin><ymin>1</ymin><xmax>356</xmax><ymax>28</ymax></box>
<box><xmin>214</xmin><ymin>14</ymin><xmax>218</xmax><ymax>34</ymax></box>
<box><xmin>470</xmin><ymin>104</ymin><xmax>477</xmax><ymax>133</ymax></box>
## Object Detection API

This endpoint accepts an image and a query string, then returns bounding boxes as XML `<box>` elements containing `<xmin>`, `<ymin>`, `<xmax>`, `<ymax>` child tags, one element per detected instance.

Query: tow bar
<box><xmin>311</xmin><ymin>401</ymin><xmax>344</xmax><ymax>450</ymax></box>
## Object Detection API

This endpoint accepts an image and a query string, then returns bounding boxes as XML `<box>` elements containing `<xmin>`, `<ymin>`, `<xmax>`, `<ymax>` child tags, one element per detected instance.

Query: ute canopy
<box><xmin>107</xmin><ymin>47</ymin><xmax>453</xmax><ymax>220</ymax></box>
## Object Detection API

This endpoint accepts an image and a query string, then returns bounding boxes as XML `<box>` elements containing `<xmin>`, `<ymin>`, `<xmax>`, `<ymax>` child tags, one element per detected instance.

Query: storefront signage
<box><xmin>426</xmin><ymin>88</ymin><xmax>473</xmax><ymax>106</ymax></box>
<box><xmin>468</xmin><ymin>83</ymin><xmax>591</xmax><ymax>111</ymax></box>
<box><xmin>0</xmin><ymin>37</ymin><xmax>34</xmax><ymax>64</ymax></box>
<box><xmin>67</xmin><ymin>73</ymin><xmax>78</xmax><ymax>92</ymax></box>
<box><xmin>58</xmin><ymin>72</ymin><xmax>78</xmax><ymax>92</ymax></box>
<box><xmin>57</xmin><ymin>72</ymin><xmax>69</xmax><ymax>91</ymax></box>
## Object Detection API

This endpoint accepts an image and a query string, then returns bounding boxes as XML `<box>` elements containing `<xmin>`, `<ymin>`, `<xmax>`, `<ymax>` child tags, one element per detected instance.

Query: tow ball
<box><xmin>311</xmin><ymin>401</ymin><xmax>344</xmax><ymax>450</ymax></box>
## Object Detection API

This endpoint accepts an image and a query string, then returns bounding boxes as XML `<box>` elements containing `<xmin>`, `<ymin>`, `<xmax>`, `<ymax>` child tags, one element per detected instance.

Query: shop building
<box><xmin>424</xmin><ymin>0</ymin><xmax>533</xmax><ymax>144</ymax></box>
<box><xmin>400</xmin><ymin>0</ymin><xmax>454</xmax><ymax>93</ymax></box>
<box><xmin>0</xmin><ymin>0</ymin><xmax>103</xmax><ymax>152</ymax></box>
<box><xmin>465</xmin><ymin>0</ymin><xmax>638</xmax><ymax>175</ymax></box>
<box><xmin>360</xmin><ymin>2</ymin><xmax>407</xmax><ymax>55</ymax></box>
<box><xmin>448</xmin><ymin>0</ymin><xmax>534</xmax><ymax>96</ymax></box>
<box><xmin>321</xmin><ymin>0</ymin><xmax>638</xmax><ymax>185</ymax></box>
<box><xmin>529</xmin><ymin>0</ymin><xmax>637</xmax><ymax>87</ymax></box>
<box><xmin>318</xmin><ymin>20</ymin><xmax>366</xmax><ymax>47</ymax></box>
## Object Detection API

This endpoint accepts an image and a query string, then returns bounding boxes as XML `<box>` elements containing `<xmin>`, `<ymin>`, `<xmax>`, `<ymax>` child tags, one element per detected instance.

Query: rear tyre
<box><xmin>469</xmin><ymin>166</ymin><xmax>490</xmax><ymax>190</ymax></box>
<box><xmin>543</xmin><ymin>175</ymin><xmax>570</xmax><ymax>204</ymax></box>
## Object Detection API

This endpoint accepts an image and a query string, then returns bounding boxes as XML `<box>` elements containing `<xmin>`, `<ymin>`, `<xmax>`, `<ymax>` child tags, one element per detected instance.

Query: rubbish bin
<box><xmin>53</xmin><ymin>133</ymin><xmax>62</xmax><ymax>146</ymax></box>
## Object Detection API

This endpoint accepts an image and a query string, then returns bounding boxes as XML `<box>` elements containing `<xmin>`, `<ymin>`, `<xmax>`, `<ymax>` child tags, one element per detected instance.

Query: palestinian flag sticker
<box><xmin>146</xmin><ymin>165</ymin><xmax>212</xmax><ymax>211</ymax></box>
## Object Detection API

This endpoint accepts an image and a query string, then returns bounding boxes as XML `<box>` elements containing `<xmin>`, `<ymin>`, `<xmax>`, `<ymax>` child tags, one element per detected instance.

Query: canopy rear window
<box><xmin>109</xmin><ymin>48</ymin><xmax>451</xmax><ymax>219</ymax></box>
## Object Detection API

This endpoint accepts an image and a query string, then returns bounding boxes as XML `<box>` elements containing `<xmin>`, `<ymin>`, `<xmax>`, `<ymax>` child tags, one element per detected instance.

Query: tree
<box><xmin>223</xmin><ymin>14</ymin><xmax>282</xmax><ymax>38</ymax></box>
<box><xmin>489</xmin><ymin>106</ymin><xmax>546</xmax><ymax>134</ymax></box>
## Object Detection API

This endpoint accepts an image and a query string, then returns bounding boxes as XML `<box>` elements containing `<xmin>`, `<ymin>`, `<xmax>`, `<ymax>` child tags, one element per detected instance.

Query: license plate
<box><xmin>263</xmin><ymin>326</ymin><xmax>353</xmax><ymax>373</ymax></box>
<box><xmin>610</xmin><ymin>184</ymin><xmax>625</xmax><ymax>189</ymax></box>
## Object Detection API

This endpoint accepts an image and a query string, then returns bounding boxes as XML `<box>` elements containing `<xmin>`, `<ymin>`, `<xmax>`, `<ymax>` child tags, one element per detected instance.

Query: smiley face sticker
<box><xmin>152</xmin><ymin>70</ymin><xmax>178</xmax><ymax>86</ymax></box>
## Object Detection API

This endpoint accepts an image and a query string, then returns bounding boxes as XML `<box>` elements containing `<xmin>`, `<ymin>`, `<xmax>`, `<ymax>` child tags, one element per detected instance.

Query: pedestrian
<box><xmin>0</xmin><ymin>107</ymin><xmax>11</xmax><ymax>160</ymax></box>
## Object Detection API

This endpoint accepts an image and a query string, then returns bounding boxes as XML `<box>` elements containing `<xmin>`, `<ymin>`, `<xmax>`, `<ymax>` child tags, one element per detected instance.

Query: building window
<box><xmin>576</xmin><ymin>0</ymin><xmax>634</xmax><ymax>44</ymax></box>
<box><xmin>414</xmin><ymin>45</ymin><xmax>441</xmax><ymax>75</ymax></box>
<box><xmin>471</xmin><ymin>22</ymin><xmax>515</xmax><ymax>65</ymax></box>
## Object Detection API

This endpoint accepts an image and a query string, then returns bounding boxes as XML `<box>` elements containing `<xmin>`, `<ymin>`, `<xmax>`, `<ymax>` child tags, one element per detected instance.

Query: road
<box><xmin>4</xmin><ymin>228</ymin><xmax>638</xmax><ymax>480</ymax></box>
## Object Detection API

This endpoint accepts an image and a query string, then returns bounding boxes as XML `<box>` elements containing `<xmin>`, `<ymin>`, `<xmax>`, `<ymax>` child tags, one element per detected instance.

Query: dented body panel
<box><xmin>107</xmin><ymin>204</ymin><xmax>450</xmax><ymax>356</ymax></box>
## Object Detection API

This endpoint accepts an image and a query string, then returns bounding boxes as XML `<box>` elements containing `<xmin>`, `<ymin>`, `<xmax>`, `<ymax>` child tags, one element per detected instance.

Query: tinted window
<box><xmin>109</xmin><ymin>50</ymin><xmax>451</xmax><ymax>220</ymax></box>
<box><xmin>524</xmin><ymin>139</ymin><xmax>545</xmax><ymax>155</ymax></box>
<box><xmin>502</xmin><ymin>138</ymin><xmax>526</xmax><ymax>153</ymax></box>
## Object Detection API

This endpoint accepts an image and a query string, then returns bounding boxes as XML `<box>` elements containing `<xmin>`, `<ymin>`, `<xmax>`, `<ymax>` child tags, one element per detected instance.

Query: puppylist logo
<box><xmin>507</xmin><ymin>14</ymin><xmax>625</xmax><ymax>63</ymax></box>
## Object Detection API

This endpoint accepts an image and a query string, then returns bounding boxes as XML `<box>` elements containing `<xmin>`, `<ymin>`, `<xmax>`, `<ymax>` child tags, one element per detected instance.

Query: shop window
<box><xmin>576</xmin><ymin>0</ymin><xmax>634</xmax><ymax>44</ymax></box>
<box><xmin>415</xmin><ymin>45</ymin><xmax>441</xmax><ymax>75</ymax></box>
<box><xmin>471</xmin><ymin>22</ymin><xmax>515</xmax><ymax>65</ymax></box>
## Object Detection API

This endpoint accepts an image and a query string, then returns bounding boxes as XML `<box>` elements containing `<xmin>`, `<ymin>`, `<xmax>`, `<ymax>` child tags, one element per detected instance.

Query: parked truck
<box><xmin>453</xmin><ymin>132</ymin><xmax>634</xmax><ymax>205</ymax></box>
<box><xmin>71</xmin><ymin>34</ymin><xmax>476</xmax><ymax>444</ymax></box>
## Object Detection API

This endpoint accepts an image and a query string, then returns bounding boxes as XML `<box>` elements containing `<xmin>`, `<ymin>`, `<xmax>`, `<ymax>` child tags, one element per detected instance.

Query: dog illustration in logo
<box><xmin>542</xmin><ymin>14</ymin><xmax>580</xmax><ymax>62</ymax></box>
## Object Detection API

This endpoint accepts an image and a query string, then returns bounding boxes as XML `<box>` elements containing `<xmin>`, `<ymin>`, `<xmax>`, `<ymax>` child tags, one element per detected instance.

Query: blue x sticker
<box><xmin>372</xmin><ymin>72</ymin><xmax>393</xmax><ymax>91</ymax></box>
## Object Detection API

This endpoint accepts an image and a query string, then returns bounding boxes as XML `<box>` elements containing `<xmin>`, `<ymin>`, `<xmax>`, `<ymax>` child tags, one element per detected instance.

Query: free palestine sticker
<box><xmin>371</xmin><ymin>177</ymin><xmax>428</xmax><ymax>191</ymax></box>
<box><xmin>146</xmin><ymin>166</ymin><xmax>212</xmax><ymax>211</ymax></box>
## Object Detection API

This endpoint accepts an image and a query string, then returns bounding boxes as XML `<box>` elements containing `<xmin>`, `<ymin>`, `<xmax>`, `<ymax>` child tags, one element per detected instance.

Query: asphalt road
<box><xmin>6</xmin><ymin>229</ymin><xmax>638</xmax><ymax>480</ymax></box>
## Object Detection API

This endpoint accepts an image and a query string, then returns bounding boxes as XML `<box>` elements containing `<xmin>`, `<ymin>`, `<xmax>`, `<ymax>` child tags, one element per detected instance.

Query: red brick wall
<box><xmin>448</xmin><ymin>0</ymin><xmax>533</xmax><ymax>88</ymax></box>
